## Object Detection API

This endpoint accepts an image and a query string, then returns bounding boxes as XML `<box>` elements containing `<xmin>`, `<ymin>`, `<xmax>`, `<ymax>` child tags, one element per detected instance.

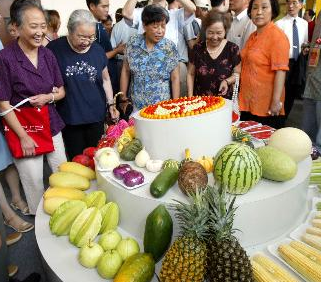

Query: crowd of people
<box><xmin>0</xmin><ymin>0</ymin><xmax>320</xmax><ymax>280</ymax></box>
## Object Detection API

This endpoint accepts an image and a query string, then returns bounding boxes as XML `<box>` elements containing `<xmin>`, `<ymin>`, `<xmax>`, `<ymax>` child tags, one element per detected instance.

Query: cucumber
<box><xmin>113</xmin><ymin>253</ymin><xmax>155</xmax><ymax>282</ymax></box>
<box><xmin>144</xmin><ymin>205</ymin><xmax>173</xmax><ymax>262</ymax></box>
<box><xmin>150</xmin><ymin>167</ymin><xmax>179</xmax><ymax>198</ymax></box>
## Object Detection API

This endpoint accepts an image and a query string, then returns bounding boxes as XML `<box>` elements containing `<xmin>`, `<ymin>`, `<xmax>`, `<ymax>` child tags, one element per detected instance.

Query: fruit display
<box><xmin>140</xmin><ymin>96</ymin><xmax>225</xmax><ymax>119</ymax></box>
<box><xmin>69</xmin><ymin>207</ymin><xmax>102</xmax><ymax>247</ymax></box>
<box><xmin>278</xmin><ymin>243</ymin><xmax>321</xmax><ymax>282</ymax></box>
<box><xmin>78</xmin><ymin>241</ymin><xmax>104</xmax><ymax>268</ymax></box>
<box><xmin>205</xmin><ymin>186</ymin><xmax>253</xmax><ymax>282</ymax></box>
<box><xmin>256</xmin><ymin>146</ymin><xmax>297</xmax><ymax>181</ymax></box>
<box><xmin>59</xmin><ymin>162</ymin><xmax>96</xmax><ymax>180</ymax></box>
<box><xmin>99</xmin><ymin>230</ymin><xmax>122</xmax><ymax>251</ymax></box>
<box><xmin>120</xmin><ymin>138</ymin><xmax>143</xmax><ymax>161</ymax></box>
<box><xmin>302</xmin><ymin>233</ymin><xmax>321</xmax><ymax>250</ymax></box>
<box><xmin>43</xmin><ymin>197</ymin><xmax>71</xmax><ymax>215</ymax></box>
<box><xmin>113</xmin><ymin>253</ymin><xmax>155</xmax><ymax>282</ymax></box>
<box><xmin>49</xmin><ymin>200</ymin><xmax>87</xmax><ymax>236</ymax></box>
<box><xmin>159</xmin><ymin>190</ymin><xmax>209</xmax><ymax>282</ymax></box>
<box><xmin>251</xmin><ymin>254</ymin><xmax>299</xmax><ymax>282</ymax></box>
<box><xmin>100</xmin><ymin>202</ymin><xmax>120</xmax><ymax>234</ymax></box>
<box><xmin>135</xmin><ymin>147</ymin><xmax>151</xmax><ymax>167</ymax></box>
<box><xmin>213</xmin><ymin>143</ymin><xmax>262</xmax><ymax>194</ymax></box>
<box><xmin>310</xmin><ymin>159</ymin><xmax>321</xmax><ymax>188</ymax></box>
<box><xmin>49</xmin><ymin>171</ymin><xmax>90</xmax><ymax>190</ymax></box>
<box><xmin>144</xmin><ymin>205</ymin><xmax>173</xmax><ymax>262</ymax></box>
<box><xmin>268</xmin><ymin>127</ymin><xmax>312</xmax><ymax>163</ymax></box>
<box><xmin>150</xmin><ymin>164</ymin><xmax>179</xmax><ymax>198</ymax></box>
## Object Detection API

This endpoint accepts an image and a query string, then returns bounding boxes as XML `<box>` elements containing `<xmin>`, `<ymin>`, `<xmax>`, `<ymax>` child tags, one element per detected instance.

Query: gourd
<box><xmin>150</xmin><ymin>167</ymin><xmax>179</xmax><ymax>198</ymax></box>
<box><xmin>196</xmin><ymin>156</ymin><xmax>214</xmax><ymax>173</ymax></box>
<box><xmin>180</xmin><ymin>148</ymin><xmax>192</xmax><ymax>166</ymax></box>
<box><xmin>268</xmin><ymin>127</ymin><xmax>312</xmax><ymax>163</ymax></box>
<box><xmin>120</xmin><ymin>139</ymin><xmax>143</xmax><ymax>161</ymax></box>
<box><xmin>213</xmin><ymin>143</ymin><xmax>262</xmax><ymax>194</ymax></box>
<box><xmin>135</xmin><ymin>147</ymin><xmax>150</xmax><ymax>167</ymax></box>
<box><xmin>162</xmin><ymin>159</ymin><xmax>180</xmax><ymax>170</ymax></box>
<box><xmin>113</xmin><ymin>253</ymin><xmax>155</xmax><ymax>282</ymax></box>
<box><xmin>144</xmin><ymin>205</ymin><xmax>173</xmax><ymax>262</ymax></box>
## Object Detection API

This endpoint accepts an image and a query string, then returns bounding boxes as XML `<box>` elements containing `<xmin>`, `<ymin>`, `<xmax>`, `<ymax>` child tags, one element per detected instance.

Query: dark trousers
<box><xmin>62</xmin><ymin>121</ymin><xmax>104</xmax><ymax>160</ymax></box>
<box><xmin>241</xmin><ymin>111</ymin><xmax>285</xmax><ymax>129</ymax></box>
<box><xmin>0</xmin><ymin>207</ymin><xmax>9</xmax><ymax>282</ymax></box>
<box><xmin>284</xmin><ymin>59</ymin><xmax>298</xmax><ymax>117</ymax></box>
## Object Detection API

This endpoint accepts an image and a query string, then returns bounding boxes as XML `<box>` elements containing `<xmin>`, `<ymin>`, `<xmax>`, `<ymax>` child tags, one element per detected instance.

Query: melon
<box><xmin>268</xmin><ymin>127</ymin><xmax>312</xmax><ymax>163</ymax></box>
<box><xmin>213</xmin><ymin>143</ymin><xmax>262</xmax><ymax>194</ymax></box>
<box><xmin>256</xmin><ymin>146</ymin><xmax>297</xmax><ymax>181</ymax></box>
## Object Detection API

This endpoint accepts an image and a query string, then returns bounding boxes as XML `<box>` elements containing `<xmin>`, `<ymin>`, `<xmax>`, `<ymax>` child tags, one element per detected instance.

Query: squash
<box><xmin>180</xmin><ymin>148</ymin><xmax>193</xmax><ymax>166</ymax></box>
<box><xmin>197</xmin><ymin>156</ymin><xmax>214</xmax><ymax>173</ymax></box>
<box><xmin>162</xmin><ymin>159</ymin><xmax>180</xmax><ymax>170</ymax></box>
<box><xmin>120</xmin><ymin>139</ymin><xmax>143</xmax><ymax>161</ymax></box>
<box><xmin>150</xmin><ymin>167</ymin><xmax>179</xmax><ymax>198</ymax></box>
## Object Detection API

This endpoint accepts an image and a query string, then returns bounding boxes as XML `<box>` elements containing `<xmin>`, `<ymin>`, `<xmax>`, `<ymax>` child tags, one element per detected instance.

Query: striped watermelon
<box><xmin>213</xmin><ymin>143</ymin><xmax>262</xmax><ymax>194</ymax></box>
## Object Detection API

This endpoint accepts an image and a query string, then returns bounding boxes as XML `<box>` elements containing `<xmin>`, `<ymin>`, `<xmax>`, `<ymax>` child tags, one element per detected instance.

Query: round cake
<box><xmin>134</xmin><ymin>97</ymin><xmax>232</xmax><ymax>160</ymax></box>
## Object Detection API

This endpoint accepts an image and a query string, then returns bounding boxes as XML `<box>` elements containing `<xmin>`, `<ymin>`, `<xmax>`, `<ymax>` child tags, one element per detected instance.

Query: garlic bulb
<box><xmin>135</xmin><ymin>147</ymin><xmax>150</xmax><ymax>167</ymax></box>
<box><xmin>146</xmin><ymin>159</ymin><xmax>163</xmax><ymax>173</ymax></box>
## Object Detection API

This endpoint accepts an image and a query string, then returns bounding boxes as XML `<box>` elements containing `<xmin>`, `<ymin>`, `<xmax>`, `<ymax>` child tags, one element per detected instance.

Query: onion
<box><xmin>113</xmin><ymin>164</ymin><xmax>132</xmax><ymax>180</ymax></box>
<box><xmin>123</xmin><ymin>170</ymin><xmax>144</xmax><ymax>187</ymax></box>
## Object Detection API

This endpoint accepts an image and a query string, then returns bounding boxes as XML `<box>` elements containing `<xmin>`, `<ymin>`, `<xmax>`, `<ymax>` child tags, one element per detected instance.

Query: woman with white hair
<box><xmin>47</xmin><ymin>9</ymin><xmax>119</xmax><ymax>159</ymax></box>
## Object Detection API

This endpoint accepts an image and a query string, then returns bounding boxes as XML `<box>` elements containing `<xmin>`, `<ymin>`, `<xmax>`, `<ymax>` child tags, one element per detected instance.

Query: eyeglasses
<box><xmin>286</xmin><ymin>1</ymin><xmax>301</xmax><ymax>6</ymax></box>
<box><xmin>76</xmin><ymin>34</ymin><xmax>97</xmax><ymax>43</ymax></box>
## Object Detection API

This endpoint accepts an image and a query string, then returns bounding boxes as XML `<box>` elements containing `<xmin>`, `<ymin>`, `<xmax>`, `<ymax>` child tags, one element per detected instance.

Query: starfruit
<box><xmin>84</xmin><ymin>191</ymin><xmax>106</xmax><ymax>209</ymax></box>
<box><xmin>69</xmin><ymin>207</ymin><xmax>102</xmax><ymax>247</ymax></box>
<box><xmin>49</xmin><ymin>200</ymin><xmax>87</xmax><ymax>236</ymax></box>
<box><xmin>100</xmin><ymin>202</ymin><xmax>120</xmax><ymax>234</ymax></box>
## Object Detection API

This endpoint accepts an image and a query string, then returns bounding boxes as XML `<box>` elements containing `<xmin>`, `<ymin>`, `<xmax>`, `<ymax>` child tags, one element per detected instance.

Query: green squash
<box><xmin>120</xmin><ymin>139</ymin><xmax>143</xmax><ymax>161</ymax></box>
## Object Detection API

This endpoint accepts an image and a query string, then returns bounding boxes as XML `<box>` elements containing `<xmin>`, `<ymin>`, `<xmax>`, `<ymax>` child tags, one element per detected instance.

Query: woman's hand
<box><xmin>20</xmin><ymin>134</ymin><xmax>38</xmax><ymax>157</ymax></box>
<box><xmin>109</xmin><ymin>105</ymin><xmax>120</xmax><ymax>121</ymax></box>
<box><xmin>29</xmin><ymin>87</ymin><xmax>58</xmax><ymax>107</ymax></box>
<box><xmin>219</xmin><ymin>80</ymin><xmax>229</xmax><ymax>96</ymax></box>
<box><xmin>268</xmin><ymin>100</ymin><xmax>283</xmax><ymax>116</ymax></box>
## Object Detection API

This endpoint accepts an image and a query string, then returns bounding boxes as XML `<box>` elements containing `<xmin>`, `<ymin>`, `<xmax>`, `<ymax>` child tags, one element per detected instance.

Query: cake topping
<box><xmin>140</xmin><ymin>96</ymin><xmax>225</xmax><ymax>119</ymax></box>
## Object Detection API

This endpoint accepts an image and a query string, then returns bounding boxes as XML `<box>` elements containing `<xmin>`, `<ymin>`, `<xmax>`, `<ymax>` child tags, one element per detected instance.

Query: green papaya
<box><xmin>144</xmin><ymin>205</ymin><xmax>173</xmax><ymax>262</ymax></box>
<box><xmin>120</xmin><ymin>139</ymin><xmax>143</xmax><ymax>161</ymax></box>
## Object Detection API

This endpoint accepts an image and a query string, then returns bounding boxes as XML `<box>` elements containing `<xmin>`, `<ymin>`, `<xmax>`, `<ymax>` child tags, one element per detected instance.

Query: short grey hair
<box><xmin>67</xmin><ymin>9</ymin><xmax>97</xmax><ymax>34</ymax></box>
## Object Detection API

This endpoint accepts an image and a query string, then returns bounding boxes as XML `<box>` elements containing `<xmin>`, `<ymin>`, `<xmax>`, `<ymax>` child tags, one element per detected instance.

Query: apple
<box><xmin>72</xmin><ymin>154</ymin><xmax>90</xmax><ymax>167</ymax></box>
<box><xmin>78</xmin><ymin>241</ymin><xmax>104</xmax><ymax>268</ymax></box>
<box><xmin>83</xmin><ymin>147</ymin><xmax>97</xmax><ymax>159</ymax></box>
<box><xmin>88</xmin><ymin>159</ymin><xmax>95</xmax><ymax>170</ymax></box>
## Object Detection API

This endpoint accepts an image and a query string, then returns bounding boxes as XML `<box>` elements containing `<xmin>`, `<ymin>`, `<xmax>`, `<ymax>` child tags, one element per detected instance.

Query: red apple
<box><xmin>83</xmin><ymin>147</ymin><xmax>97</xmax><ymax>159</ymax></box>
<box><xmin>88</xmin><ymin>159</ymin><xmax>95</xmax><ymax>170</ymax></box>
<box><xmin>72</xmin><ymin>154</ymin><xmax>90</xmax><ymax>167</ymax></box>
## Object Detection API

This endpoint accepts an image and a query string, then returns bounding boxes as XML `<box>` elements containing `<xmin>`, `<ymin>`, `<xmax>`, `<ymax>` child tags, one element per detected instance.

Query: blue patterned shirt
<box><xmin>125</xmin><ymin>34</ymin><xmax>179</xmax><ymax>110</ymax></box>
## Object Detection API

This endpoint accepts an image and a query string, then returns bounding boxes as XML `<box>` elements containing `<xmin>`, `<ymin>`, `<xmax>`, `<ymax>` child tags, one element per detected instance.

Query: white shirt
<box><xmin>130</xmin><ymin>7</ymin><xmax>194</xmax><ymax>47</ymax></box>
<box><xmin>276</xmin><ymin>14</ymin><xmax>308</xmax><ymax>59</ymax></box>
<box><xmin>226</xmin><ymin>9</ymin><xmax>256</xmax><ymax>50</ymax></box>
<box><xmin>0</xmin><ymin>39</ymin><xmax>3</xmax><ymax>50</ymax></box>
<box><xmin>110</xmin><ymin>19</ymin><xmax>137</xmax><ymax>59</ymax></box>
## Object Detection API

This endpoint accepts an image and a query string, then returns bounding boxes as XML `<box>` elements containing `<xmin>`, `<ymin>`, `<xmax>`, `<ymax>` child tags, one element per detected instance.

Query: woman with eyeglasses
<box><xmin>47</xmin><ymin>9</ymin><xmax>119</xmax><ymax>159</ymax></box>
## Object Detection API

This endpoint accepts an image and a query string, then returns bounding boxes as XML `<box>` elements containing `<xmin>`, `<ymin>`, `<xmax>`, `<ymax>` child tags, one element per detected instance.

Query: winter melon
<box><xmin>268</xmin><ymin>127</ymin><xmax>312</xmax><ymax>163</ymax></box>
<box><xmin>213</xmin><ymin>143</ymin><xmax>262</xmax><ymax>194</ymax></box>
<box><xmin>256</xmin><ymin>146</ymin><xmax>297</xmax><ymax>181</ymax></box>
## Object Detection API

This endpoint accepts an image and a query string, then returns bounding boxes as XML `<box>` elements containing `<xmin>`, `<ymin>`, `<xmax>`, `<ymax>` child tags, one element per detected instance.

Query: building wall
<box><xmin>41</xmin><ymin>0</ymin><xmax>127</xmax><ymax>35</ymax></box>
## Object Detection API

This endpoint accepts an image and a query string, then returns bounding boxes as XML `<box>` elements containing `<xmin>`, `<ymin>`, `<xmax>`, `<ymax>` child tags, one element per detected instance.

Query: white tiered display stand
<box><xmin>35</xmin><ymin>98</ymin><xmax>313</xmax><ymax>281</ymax></box>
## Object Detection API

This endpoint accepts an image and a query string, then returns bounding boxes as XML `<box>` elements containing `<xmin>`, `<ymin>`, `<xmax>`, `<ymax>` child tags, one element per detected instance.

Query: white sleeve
<box><xmin>110</xmin><ymin>26</ymin><xmax>117</xmax><ymax>48</ymax></box>
<box><xmin>132</xmin><ymin>8</ymin><xmax>143</xmax><ymax>30</ymax></box>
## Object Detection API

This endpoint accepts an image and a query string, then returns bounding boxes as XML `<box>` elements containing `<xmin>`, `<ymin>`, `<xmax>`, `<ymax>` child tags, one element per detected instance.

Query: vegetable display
<box><xmin>145</xmin><ymin>159</ymin><xmax>163</xmax><ymax>173</ymax></box>
<box><xmin>150</xmin><ymin>166</ymin><xmax>179</xmax><ymax>198</ymax></box>
<box><xmin>113</xmin><ymin>164</ymin><xmax>132</xmax><ymax>180</ymax></box>
<box><xmin>123</xmin><ymin>170</ymin><xmax>144</xmax><ymax>187</ymax></box>
<box><xmin>120</xmin><ymin>139</ymin><xmax>143</xmax><ymax>161</ymax></box>
<box><xmin>135</xmin><ymin>147</ymin><xmax>150</xmax><ymax>167</ymax></box>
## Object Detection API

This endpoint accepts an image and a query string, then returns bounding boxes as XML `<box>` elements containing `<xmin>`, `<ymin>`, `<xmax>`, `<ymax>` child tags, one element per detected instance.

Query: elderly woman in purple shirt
<box><xmin>0</xmin><ymin>0</ymin><xmax>67</xmax><ymax>215</ymax></box>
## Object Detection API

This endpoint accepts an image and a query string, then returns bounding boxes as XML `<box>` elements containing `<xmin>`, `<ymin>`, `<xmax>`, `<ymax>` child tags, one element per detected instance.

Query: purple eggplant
<box><xmin>123</xmin><ymin>170</ymin><xmax>144</xmax><ymax>187</ymax></box>
<box><xmin>113</xmin><ymin>164</ymin><xmax>132</xmax><ymax>180</ymax></box>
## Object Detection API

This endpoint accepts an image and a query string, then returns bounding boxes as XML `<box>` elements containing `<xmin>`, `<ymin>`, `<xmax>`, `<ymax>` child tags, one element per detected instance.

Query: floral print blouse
<box><xmin>190</xmin><ymin>41</ymin><xmax>241</xmax><ymax>99</ymax></box>
<box><xmin>125</xmin><ymin>34</ymin><xmax>179</xmax><ymax>110</ymax></box>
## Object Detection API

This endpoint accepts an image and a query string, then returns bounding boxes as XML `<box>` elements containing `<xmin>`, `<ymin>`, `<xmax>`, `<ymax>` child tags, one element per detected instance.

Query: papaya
<box><xmin>113</xmin><ymin>253</ymin><xmax>155</xmax><ymax>282</ymax></box>
<box><xmin>59</xmin><ymin>162</ymin><xmax>96</xmax><ymax>180</ymax></box>
<box><xmin>144</xmin><ymin>205</ymin><xmax>173</xmax><ymax>262</ymax></box>
<box><xmin>49</xmin><ymin>172</ymin><xmax>90</xmax><ymax>190</ymax></box>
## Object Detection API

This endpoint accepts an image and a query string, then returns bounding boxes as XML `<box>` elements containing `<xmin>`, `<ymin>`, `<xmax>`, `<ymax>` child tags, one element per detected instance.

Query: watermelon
<box><xmin>213</xmin><ymin>143</ymin><xmax>262</xmax><ymax>194</ymax></box>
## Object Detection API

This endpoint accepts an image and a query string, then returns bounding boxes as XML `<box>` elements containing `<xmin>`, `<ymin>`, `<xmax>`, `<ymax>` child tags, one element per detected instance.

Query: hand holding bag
<box><xmin>0</xmin><ymin>98</ymin><xmax>54</xmax><ymax>158</ymax></box>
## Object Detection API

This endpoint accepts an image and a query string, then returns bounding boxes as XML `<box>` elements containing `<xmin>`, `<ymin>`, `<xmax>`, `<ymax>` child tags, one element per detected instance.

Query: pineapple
<box><xmin>159</xmin><ymin>190</ymin><xmax>209</xmax><ymax>282</ymax></box>
<box><xmin>206</xmin><ymin>186</ymin><xmax>254</xmax><ymax>282</ymax></box>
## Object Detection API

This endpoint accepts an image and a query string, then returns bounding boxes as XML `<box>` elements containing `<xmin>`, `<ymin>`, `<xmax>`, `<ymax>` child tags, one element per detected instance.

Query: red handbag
<box><xmin>0</xmin><ymin>98</ymin><xmax>54</xmax><ymax>158</ymax></box>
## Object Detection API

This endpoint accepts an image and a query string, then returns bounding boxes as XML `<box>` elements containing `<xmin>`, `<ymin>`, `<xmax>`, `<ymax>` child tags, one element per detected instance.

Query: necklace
<box><xmin>206</xmin><ymin>40</ymin><xmax>225</xmax><ymax>57</ymax></box>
